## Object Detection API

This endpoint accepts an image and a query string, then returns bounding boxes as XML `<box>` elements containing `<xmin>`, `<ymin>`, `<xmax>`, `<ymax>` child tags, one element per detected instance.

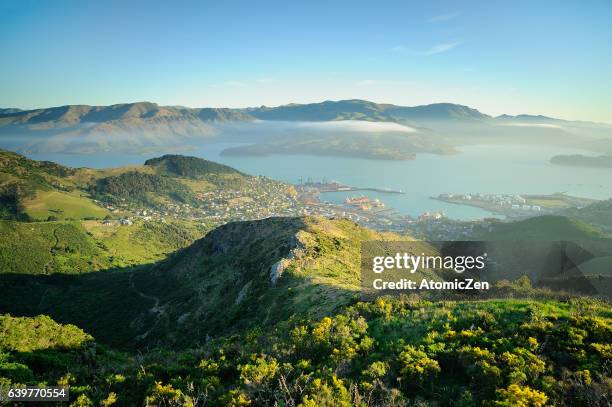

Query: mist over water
<box><xmin>291</xmin><ymin>120</ymin><xmax>419</xmax><ymax>133</ymax></box>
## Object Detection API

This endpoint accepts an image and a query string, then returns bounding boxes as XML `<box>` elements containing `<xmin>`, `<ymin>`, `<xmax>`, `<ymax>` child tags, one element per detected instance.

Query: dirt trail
<box><xmin>43</xmin><ymin>227</ymin><xmax>61</xmax><ymax>274</ymax></box>
<box><xmin>128</xmin><ymin>271</ymin><xmax>165</xmax><ymax>341</ymax></box>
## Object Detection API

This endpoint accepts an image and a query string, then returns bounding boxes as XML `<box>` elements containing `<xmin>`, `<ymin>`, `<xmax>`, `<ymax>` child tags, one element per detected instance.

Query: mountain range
<box><xmin>0</xmin><ymin>99</ymin><xmax>583</xmax><ymax>127</ymax></box>
<box><xmin>2</xmin><ymin>99</ymin><xmax>612</xmax><ymax>157</ymax></box>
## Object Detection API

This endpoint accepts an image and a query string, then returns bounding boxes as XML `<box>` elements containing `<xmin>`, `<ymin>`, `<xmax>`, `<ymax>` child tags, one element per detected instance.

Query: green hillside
<box><xmin>562</xmin><ymin>199</ymin><xmax>612</xmax><ymax>235</ymax></box>
<box><xmin>0</xmin><ymin>149</ymin><xmax>290</xmax><ymax>220</ymax></box>
<box><xmin>90</xmin><ymin>171</ymin><xmax>196</xmax><ymax>207</ymax></box>
<box><xmin>0</xmin><ymin>216</ymin><xmax>423</xmax><ymax>348</ymax></box>
<box><xmin>22</xmin><ymin>189</ymin><xmax>110</xmax><ymax>220</ymax></box>
<box><xmin>0</xmin><ymin>218</ymin><xmax>204</xmax><ymax>275</ymax></box>
<box><xmin>144</xmin><ymin>154</ymin><xmax>242</xmax><ymax>178</ymax></box>
<box><xmin>244</xmin><ymin>99</ymin><xmax>491</xmax><ymax>122</ymax></box>
<box><xmin>0</xmin><ymin>149</ymin><xmax>79</xmax><ymax>220</ymax></box>
<box><xmin>0</xmin><ymin>149</ymin><xmax>115</xmax><ymax>221</ymax></box>
<box><xmin>479</xmin><ymin>215</ymin><xmax>607</xmax><ymax>240</ymax></box>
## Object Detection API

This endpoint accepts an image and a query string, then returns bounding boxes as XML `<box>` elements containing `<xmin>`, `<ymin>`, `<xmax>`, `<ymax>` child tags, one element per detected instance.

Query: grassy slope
<box><xmin>475</xmin><ymin>215</ymin><xmax>611</xmax><ymax>296</ymax></box>
<box><xmin>22</xmin><ymin>190</ymin><xmax>109</xmax><ymax>220</ymax></box>
<box><xmin>480</xmin><ymin>215</ymin><xmax>607</xmax><ymax>240</ymax></box>
<box><xmin>4</xmin><ymin>214</ymin><xmax>609</xmax><ymax>349</ymax></box>
<box><xmin>0</xmin><ymin>219</ymin><xmax>204</xmax><ymax>275</ymax></box>
<box><xmin>0</xmin><ymin>150</ymin><xmax>264</xmax><ymax>221</ymax></box>
<box><xmin>0</xmin><ymin>149</ymin><xmax>110</xmax><ymax>221</ymax></box>
<box><xmin>0</xmin><ymin>221</ymin><xmax>110</xmax><ymax>274</ymax></box>
<box><xmin>0</xmin><ymin>216</ymin><xmax>428</xmax><ymax>348</ymax></box>
<box><xmin>562</xmin><ymin>199</ymin><xmax>612</xmax><ymax>235</ymax></box>
<box><xmin>127</xmin><ymin>216</ymin><xmax>429</xmax><ymax>347</ymax></box>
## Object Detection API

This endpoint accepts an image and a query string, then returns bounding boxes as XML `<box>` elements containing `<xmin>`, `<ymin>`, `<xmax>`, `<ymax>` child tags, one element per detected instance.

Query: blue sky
<box><xmin>1</xmin><ymin>0</ymin><xmax>611</xmax><ymax>121</ymax></box>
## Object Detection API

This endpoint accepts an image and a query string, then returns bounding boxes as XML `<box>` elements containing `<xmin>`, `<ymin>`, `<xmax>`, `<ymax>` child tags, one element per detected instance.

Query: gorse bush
<box><xmin>1</xmin><ymin>297</ymin><xmax>610</xmax><ymax>406</ymax></box>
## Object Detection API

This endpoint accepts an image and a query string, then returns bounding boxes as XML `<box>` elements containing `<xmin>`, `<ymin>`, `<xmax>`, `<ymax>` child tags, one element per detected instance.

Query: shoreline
<box><xmin>431</xmin><ymin>192</ymin><xmax>597</xmax><ymax>218</ymax></box>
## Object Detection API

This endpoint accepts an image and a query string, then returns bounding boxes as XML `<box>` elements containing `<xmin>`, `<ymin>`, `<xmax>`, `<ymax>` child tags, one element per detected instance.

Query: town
<box><xmin>93</xmin><ymin>178</ymin><xmax>512</xmax><ymax>241</ymax></box>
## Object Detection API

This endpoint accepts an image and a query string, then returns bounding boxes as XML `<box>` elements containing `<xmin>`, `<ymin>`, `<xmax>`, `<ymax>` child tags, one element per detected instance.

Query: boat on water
<box><xmin>345</xmin><ymin>196</ymin><xmax>370</xmax><ymax>205</ymax></box>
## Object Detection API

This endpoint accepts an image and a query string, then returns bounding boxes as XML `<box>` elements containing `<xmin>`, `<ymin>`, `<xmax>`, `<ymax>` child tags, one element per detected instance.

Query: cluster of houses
<box><xmin>409</xmin><ymin>217</ymin><xmax>496</xmax><ymax>240</ymax></box>
<box><xmin>418</xmin><ymin>211</ymin><xmax>446</xmax><ymax>221</ymax></box>
<box><xmin>96</xmin><ymin>176</ymin><xmax>300</xmax><ymax>227</ymax></box>
<box><xmin>102</xmin><ymin>218</ymin><xmax>133</xmax><ymax>226</ymax></box>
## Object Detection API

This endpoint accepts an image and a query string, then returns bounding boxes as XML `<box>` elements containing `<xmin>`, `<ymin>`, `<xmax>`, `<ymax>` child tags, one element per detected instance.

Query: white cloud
<box><xmin>501</xmin><ymin>123</ymin><xmax>563</xmax><ymax>129</ymax></box>
<box><xmin>390</xmin><ymin>45</ymin><xmax>406</xmax><ymax>53</ymax></box>
<box><xmin>423</xmin><ymin>41</ymin><xmax>460</xmax><ymax>55</ymax></box>
<box><xmin>428</xmin><ymin>12</ymin><xmax>460</xmax><ymax>23</ymax></box>
<box><xmin>255</xmin><ymin>78</ymin><xmax>277</xmax><ymax>84</ymax></box>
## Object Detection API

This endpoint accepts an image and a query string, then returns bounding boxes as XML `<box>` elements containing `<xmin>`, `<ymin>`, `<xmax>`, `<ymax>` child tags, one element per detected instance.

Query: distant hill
<box><xmin>562</xmin><ymin>199</ymin><xmax>612</xmax><ymax>235</ymax></box>
<box><xmin>0</xmin><ymin>99</ymin><xmax>493</xmax><ymax>129</ymax></box>
<box><xmin>0</xmin><ymin>102</ymin><xmax>253</xmax><ymax>154</ymax></box>
<box><xmin>472</xmin><ymin>215</ymin><xmax>611</xmax><ymax>296</ymax></box>
<box><xmin>384</xmin><ymin>102</ymin><xmax>490</xmax><ymax>121</ymax></box>
<box><xmin>0</xmin><ymin>149</ymin><xmax>79</xmax><ymax>220</ymax></box>
<box><xmin>551</xmin><ymin>154</ymin><xmax>612</xmax><ymax>168</ymax></box>
<box><xmin>0</xmin><ymin>102</ymin><xmax>253</xmax><ymax>126</ymax></box>
<box><xmin>246</xmin><ymin>99</ymin><xmax>394</xmax><ymax>121</ymax></box>
<box><xmin>0</xmin><ymin>154</ymin><xmax>213</xmax><ymax>274</ymax></box>
<box><xmin>0</xmin><ymin>150</ymin><xmax>255</xmax><ymax>218</ymax></box>
<box><xmin>496</xmin><ymin>113</ymin><xmax>561</xmax><ymax>122</ymax></box>
<box><xmin>91</xmin><ymin>155</ymin><xmax>249</xmax><ymax>207</ymax></box>
<box><xmin>0</xmin><ymin>108</ymin><xmax>23</xmax><ymax>115</ymax></box>
<box><xmin>479</xmin><ymin>215</ymin><xmax>607</xmax><ymax>240</ymax></box>
<box><xmin>144</xmin><ymin>154</ymin><xmax>242</xmax><ymax>177</ymax></box>
<box><xmin>245</xmin><ymin>99</ymin><xmax>491</xmax><ymax>122</ymax></box>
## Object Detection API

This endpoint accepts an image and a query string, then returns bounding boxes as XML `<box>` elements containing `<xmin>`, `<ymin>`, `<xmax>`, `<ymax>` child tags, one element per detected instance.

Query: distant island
<box><xmin>221</xmin><ymin>141</ymin><xmax>418</xmax><ymax>160</ymax></box>
<box><xmin>551</xmin><ymin>154</ymin><xmax>612</xmax><ymax>168</ymax></box>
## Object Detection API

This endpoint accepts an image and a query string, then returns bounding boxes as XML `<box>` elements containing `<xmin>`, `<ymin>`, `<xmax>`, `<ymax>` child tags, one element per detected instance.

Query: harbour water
<box><xmin>28</xmin><ymin>143</ymin><xmax>612</xmax><ymax>220</ymax></box>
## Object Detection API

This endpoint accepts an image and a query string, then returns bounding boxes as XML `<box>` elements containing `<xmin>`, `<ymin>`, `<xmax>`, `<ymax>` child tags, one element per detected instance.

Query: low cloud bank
<box><xmin>294</xmin><ymin>120</ymin><xmax>418</xmax><ymax>133</ymax></box>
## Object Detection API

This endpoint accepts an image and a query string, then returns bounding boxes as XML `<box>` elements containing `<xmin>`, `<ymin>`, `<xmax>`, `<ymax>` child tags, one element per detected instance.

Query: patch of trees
<box><xmin>144</xmin><ymin>154</ymin><xmax>241</xmax><ymax>178</ymax></box>
<box><xmin>0</xmin><ymin>150</ymin><xmax>74</xmax><ymax>178</ymax></box>
<box><xmin>0</xmin><ymin>182</ymin><xmax>33</xmax><ymax>221</ymax></box>
<box><xmin>90</xmin><ymin>171</ymin><xmax>194</xmax><ymax>206</ymax></box>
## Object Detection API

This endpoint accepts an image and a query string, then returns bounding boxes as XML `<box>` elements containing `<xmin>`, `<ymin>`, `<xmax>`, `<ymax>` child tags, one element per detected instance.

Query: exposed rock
<box><xmin>235</xmin><ymin>281</ymin><xmax>252</xmax><ymax>305</ymax></box>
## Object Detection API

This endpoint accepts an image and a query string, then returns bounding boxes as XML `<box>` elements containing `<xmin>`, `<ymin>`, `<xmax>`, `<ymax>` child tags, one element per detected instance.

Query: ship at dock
<box><xmin>345</xmin><ymin>196</ymin><xmax>385</xmax><ymax>210</ymax></box>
